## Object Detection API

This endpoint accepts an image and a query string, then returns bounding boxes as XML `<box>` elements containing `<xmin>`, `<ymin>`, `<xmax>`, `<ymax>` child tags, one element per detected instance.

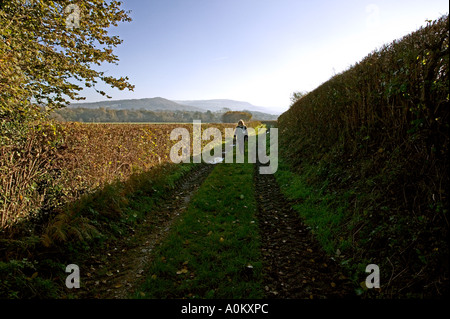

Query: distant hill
<box><xmin>67</xmin><ymin>97</ymin><xmax>205</xmax><ymax>112</ymax></box>
<box><xmin>65</xmin><ymin>97</ymin><xmax>279</xmax><ymax>121</ymax></box>
<box><xmin>174</xmin><ymin>99</ymin><xmax>280</xmax><ymax>115</ymax></box>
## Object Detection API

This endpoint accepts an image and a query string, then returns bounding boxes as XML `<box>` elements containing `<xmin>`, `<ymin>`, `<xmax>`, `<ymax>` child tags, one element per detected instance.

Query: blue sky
<box><xmin>78</xmin><ymin>0</ymin><xmax>449</xmax><ymax>114</ymax></box>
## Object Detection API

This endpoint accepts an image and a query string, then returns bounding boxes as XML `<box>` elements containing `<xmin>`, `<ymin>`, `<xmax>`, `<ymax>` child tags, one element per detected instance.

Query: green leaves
<box><xmin>0</xmin><ymin>0</ymin><xmax>134</xmax><ymax>111</ymax></box>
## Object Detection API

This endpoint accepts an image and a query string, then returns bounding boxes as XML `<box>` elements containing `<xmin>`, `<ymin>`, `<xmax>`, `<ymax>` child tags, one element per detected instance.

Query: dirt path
<box><xmin>254</xmin><ymin>161</ymin><xmax>356</xmax><ymax>299</ymax></box>
<box><xmin>74</xmin><ymin>163</ymin><xmax>214</xmax><ymax>299</ymax></box>
<box><xmin>74</xmin><ymin>145</ymin><xmax>356</xmax><ymax>299</ymax></box>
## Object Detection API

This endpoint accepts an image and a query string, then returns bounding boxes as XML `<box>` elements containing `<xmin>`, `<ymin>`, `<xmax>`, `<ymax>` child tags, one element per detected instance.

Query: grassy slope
<box><xmin>274</xmin><ymin>154</ymin><xmax>449</xmax><ymax>298</ymax></box>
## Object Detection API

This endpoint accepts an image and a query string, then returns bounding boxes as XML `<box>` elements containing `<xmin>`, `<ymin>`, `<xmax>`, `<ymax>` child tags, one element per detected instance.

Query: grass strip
<box><xmin>136</xmin><ymin>157</ymin><xmax>263</xmax><ymax>299</ymax></box>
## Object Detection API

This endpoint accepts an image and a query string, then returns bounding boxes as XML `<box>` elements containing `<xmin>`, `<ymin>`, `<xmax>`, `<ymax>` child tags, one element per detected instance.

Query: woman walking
<box><xmin>234</xmin><ymin>120</ymin><xmax>248</xmax><ymax>154</ymax></box>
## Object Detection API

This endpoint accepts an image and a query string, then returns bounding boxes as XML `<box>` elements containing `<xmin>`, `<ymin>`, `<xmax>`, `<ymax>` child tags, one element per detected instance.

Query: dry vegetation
<box><xmin>1</xmin><ymin>121</ymin><xmax>240</xmax><ymax>232</ymax></box>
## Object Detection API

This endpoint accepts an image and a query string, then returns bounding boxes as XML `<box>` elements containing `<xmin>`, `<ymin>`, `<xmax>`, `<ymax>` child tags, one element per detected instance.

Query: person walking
<box><xmin>234</xmin><ymin>119</ymin><xmax>248</xmax><ymax>154</ymax></box>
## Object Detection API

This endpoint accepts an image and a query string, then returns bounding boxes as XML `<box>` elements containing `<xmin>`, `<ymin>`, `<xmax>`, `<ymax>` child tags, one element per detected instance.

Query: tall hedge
<box><xmin>278</xmin><ymin>15</ymin><xmax>449</xmax><ymax>297</ymax></box>
<box><xmin>280</xmin><ymin>15</ymin><xmax>448</xmax><ymax>162</ymax></box>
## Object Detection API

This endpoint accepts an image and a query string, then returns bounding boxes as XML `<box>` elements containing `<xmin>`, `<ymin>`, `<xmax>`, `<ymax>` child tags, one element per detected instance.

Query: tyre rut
<box><xmin>254</xmin><ymin>161</ymin><xmax>356</xmax><ymax>299</ymax></box>
<box><xmin>74</xmin><ymin>163</ymin><xmax>215</xmax><ymax>299</ymax></box>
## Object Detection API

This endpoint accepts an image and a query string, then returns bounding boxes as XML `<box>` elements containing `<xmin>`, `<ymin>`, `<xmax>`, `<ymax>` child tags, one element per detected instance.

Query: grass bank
<box><xmin>274</xmin><ymin>156</ymin><xmax>448</xmax><ymax>298</ymax></box>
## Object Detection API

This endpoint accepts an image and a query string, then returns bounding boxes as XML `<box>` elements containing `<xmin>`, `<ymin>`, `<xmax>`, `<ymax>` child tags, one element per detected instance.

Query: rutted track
<box><xmin>73</xmin><ymin>145</ymin><xmax>356</xmax><ymax>299</ymax></box>
<box><xmin>74</xmin><ymin>163</ymin><xmax>215</xmax><ymax>299</ymax></box>
<box><xmin>254</xmin><ymin>161</ymin><xmax>356</xmax><ymax>299</ymax></box>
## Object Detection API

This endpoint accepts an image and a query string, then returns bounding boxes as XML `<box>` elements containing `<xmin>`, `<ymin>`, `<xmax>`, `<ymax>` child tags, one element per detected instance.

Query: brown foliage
<box><xmin>0</xmin><ymin>121</ymin><xmax>61</xmax><ymax>229</ymax></box>
<box><xmin>1</xmin><ymin>122</ymin><xmax>234</xmax><ymax>231</ymax></box>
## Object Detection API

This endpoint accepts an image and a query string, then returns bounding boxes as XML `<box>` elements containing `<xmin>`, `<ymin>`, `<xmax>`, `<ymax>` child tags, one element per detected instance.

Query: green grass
<box><xmin>274</xmin><ymin>159</ymin><xmax>353</xmax><ymax>256</ymax></box>
<box><xmin>136</xmin><ymin>152</ymin><xmax>263</xmax><ymax>299</ymax></box>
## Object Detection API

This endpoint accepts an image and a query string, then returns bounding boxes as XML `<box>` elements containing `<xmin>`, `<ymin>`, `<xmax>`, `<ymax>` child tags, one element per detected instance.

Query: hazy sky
<box><xmin>77</xmin><ymin>0</ymin><xmax>449</xmax><ymax>114</ymax></box>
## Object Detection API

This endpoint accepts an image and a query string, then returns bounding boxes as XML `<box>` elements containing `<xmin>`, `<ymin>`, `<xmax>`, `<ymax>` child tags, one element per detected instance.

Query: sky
<box><xmin>75</xmin><ymin>0</ymin><xmax>449</xmax><ymax>114</ymax></box>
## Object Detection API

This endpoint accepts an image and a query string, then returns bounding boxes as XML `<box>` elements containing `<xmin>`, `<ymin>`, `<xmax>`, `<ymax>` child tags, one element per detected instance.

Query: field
<box><xmin>0</xmin><ymin>121</ymin><xmax>237</xmax><ymax>231</ymax></box>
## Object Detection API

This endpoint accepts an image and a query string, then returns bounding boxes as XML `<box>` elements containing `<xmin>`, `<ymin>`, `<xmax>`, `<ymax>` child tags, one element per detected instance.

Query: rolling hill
<box><xmin>66</xmin><ymin>97</ymin><xmax>279</xmax><ymax>120</ymax></box>
<box><xmin>174</xmin><ymin>99</ymin><xmax>279</xmax><ymax>115</ymax></box>
<box><xmin>67</xmin><ymin>97</ymin><xmax>205</xmax><ymax>112</ymax></box>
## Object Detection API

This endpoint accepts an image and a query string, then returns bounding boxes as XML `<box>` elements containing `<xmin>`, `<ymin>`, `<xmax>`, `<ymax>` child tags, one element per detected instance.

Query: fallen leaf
<box><xmin>176</xmin><ymin>268</ymin><xmax>188</xmax><ymax>275</ymax></box>
<box><xmin>331</xmin><ymin>282</ymin><xmax>336</xmax><ymax>288</ymax></box>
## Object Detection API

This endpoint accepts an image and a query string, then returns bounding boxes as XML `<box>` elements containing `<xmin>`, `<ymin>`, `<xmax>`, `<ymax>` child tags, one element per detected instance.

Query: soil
<box><xmin>254</xmin><ymin>160</ymin><xmax>356</xmax><ymax>299</ymax></box>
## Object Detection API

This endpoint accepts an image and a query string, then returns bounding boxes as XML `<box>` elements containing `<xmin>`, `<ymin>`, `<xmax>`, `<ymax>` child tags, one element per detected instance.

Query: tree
<box><xmin>221</xmin><ymin>111</ymin><xmax>252</xmax><ymax>123</ymax></box>
<box><xmin>0</xmin><ymin>0</ymin><xmax>134</xmax><ymax>117</ymax></box>
<box><xmin>0</xmin><ymin>0</ymin><xmax>134</xmax><ymax>229</ymax></box>
<box><xmin>290</xmin><ymin>91</ymin><xmax>308</xmax><ymax>107</ymax></box>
